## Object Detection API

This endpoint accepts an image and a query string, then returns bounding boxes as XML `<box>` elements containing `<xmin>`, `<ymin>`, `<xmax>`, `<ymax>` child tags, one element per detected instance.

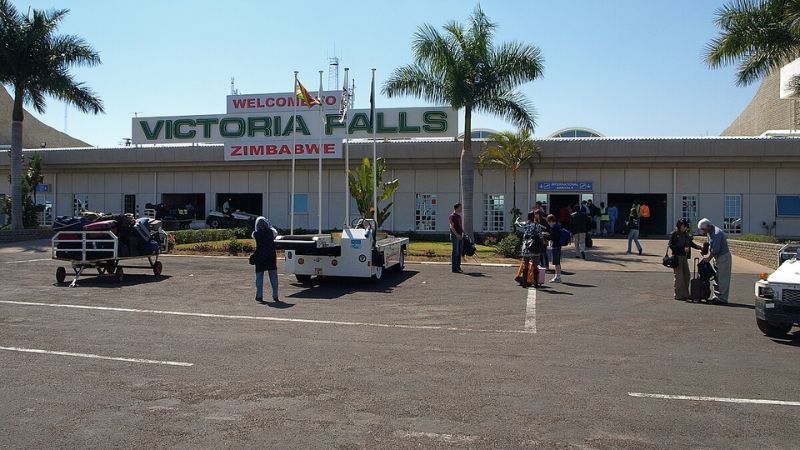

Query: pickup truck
<box><xmin>754</xmin><ymin>244</ymin><xmax>800</xmax><ymax>337</ymax></box>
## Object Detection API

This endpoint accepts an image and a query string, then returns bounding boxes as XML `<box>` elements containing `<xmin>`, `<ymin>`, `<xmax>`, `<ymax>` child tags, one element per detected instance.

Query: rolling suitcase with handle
<box><xmin>688</xmin><ymin>257</ymin><xmax>711</xmax><ymax>302</ymax></box>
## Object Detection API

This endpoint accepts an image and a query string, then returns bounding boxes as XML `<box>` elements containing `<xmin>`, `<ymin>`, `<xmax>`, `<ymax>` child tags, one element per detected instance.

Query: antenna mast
<box><xmin>230</xmin><ymin>77</ymin><xmax>239</xmax><ymax>95</ymax></box>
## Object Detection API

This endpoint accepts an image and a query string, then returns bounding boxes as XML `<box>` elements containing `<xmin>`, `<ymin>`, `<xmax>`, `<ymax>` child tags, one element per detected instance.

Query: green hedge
<box><xmin>730</xmin><ymin>234</ymin><xmax>779</xmax><ymax>244</ymax></box>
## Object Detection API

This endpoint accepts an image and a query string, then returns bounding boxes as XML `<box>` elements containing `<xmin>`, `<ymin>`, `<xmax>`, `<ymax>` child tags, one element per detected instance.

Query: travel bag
<box><xmin>688</xmin><ymin>257</ymin><xmax>711</xmax><ymax>302</ymax></box>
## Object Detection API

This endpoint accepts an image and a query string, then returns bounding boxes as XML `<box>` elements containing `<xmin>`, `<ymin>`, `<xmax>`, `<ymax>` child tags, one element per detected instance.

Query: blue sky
<box><xmin>8</xmin><ymin>0</ymin><xmax>758</xmax><ymax>147</ymax></box>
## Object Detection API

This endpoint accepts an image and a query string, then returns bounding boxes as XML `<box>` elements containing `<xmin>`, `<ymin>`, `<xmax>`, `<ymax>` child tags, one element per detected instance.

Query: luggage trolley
<box><xmin>51</xmin><ymin>230</ymin><xmax>165</xmax><ymax>287</ymax></box>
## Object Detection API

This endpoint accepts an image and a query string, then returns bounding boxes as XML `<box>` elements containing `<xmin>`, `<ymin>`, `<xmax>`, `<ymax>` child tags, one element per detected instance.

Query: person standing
<box><xmin>668</xmin><ymin>219</ymin><xmax>701</xmax><ymax>301</ymax></box>
<box><xmin>449</xmin><ymin>203</ymin><xmax>464</xmax><ymax>273</ymax></box>
<box><xmin>252</xmin><ymin>216</ymin><xmax>279</xmax><ymax>303</ymax></box>
<box><xmin>698</xmin><ymin>218</ymin><xmax>731</xmax><ymax>305</ymax></box>
<box><xmin>223</xmin><ymin>198</ymin><xmax>233</xmax><ymax>214</ymax></box>
<box><xmin>558</xmin><ymin>205</ymin><xmax>571</xmax><ymax>227</ymax></box>
<box><xmin>599</xmin><ymin>202</ymin><xmax>609</xmax><ymax>237</ymax></box>
<box><xmin>569</xmin><ymin>204</ymin><xmax>589</xmax><ymax>259</ymax></box>
<box><xmin>607</xmin><ymin>203</ymin><xmax>618</xmax><ymax>236</ymax></box>
<box><xmin>587</xmin><ymin>200</ymin><xmax>600</xmax><ymax>235</ymax></box>
<box><xmin>537</xmin><ymin>212</ymin><xmax>551</xmax><ymax>271</ymax></box>
<box><xmin>516</xmin><ymin>212</ymin><xmax>544</xmax><ymax>288</ymax></box>
<box><xmin>546</xmin><ymin>214</ymin><xmax>563</xmax><ymax>283</ymax></box>
<box><xmin>626</xmin><ymin>209</ymin><xmax>642</xmax><ymax>255</ymax></box>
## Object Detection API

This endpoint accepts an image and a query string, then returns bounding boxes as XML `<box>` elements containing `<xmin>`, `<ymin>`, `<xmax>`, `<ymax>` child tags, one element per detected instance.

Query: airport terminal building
<box><xmin>2</xmin><ymin>77</ymin><xmax>800</xmax><ymax>238</ymax></box>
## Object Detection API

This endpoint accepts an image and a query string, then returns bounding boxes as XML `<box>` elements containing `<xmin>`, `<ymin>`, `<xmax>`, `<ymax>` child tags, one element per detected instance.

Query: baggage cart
<box><xmin>51</xmin><ymin>230</ymin><xmax>166</xmax><ymax>287</ymax></box>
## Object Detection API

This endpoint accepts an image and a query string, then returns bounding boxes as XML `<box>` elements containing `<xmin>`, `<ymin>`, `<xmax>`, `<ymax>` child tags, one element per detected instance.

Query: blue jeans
<box><xmin>627</xmin><ymin>229</ymin><xmax>642</xmax><ymax>253</ymax></box>
<box><xmin>608</xmin><ymin>219</ymin><xmax>616</xmax><ymax>235</ymax></box>
<box><xmin>450</xmin><ymin>233</ymin><xmax>463</xmax><ymax>271</ymax></box>
<box><xmin>256</xmin><ymin>269</ymin><xmax>279</xmax><ymax>300</ymax></box>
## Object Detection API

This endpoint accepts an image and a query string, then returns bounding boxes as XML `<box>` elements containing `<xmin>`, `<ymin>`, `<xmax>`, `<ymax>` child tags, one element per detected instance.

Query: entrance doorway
<box><xmin>607</xmin><ymin>193</ymin><xmax>668</xmax><ymax>236</ymax></box>
<box><xmin>549</xmin><ymin>194</ymin><xmax>580</xmax><ymax>226</ymax></box>
<box><xmin>215</xmin><ymin>193</ymin><xmax>263</xmax><ymax>216</ymax></box>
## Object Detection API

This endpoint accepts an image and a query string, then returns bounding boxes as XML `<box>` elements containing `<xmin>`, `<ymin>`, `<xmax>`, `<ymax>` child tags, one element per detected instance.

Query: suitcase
<box><xmin>689</xmin><ymin>257</ymin><xmax>711</xmax><ymax>302</ymax></box>
<box><xmin>516</xmin><ymin>261</ymin><xmax>546</xmax><ymax>286</ymax></box>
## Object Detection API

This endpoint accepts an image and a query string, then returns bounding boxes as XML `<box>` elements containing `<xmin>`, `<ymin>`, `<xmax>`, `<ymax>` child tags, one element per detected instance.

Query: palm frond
<box><xmin>475</xmin><ymin>90</ymin><xmax>537</xmax><ymax>132</ymax></box>
<box><xmin>382</xmin><ymin>63</ymin><xmax>448</xmax><ymax>104</ymax></box>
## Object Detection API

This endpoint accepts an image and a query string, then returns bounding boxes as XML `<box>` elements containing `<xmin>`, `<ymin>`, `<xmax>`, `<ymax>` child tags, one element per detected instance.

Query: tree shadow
<box><xmin>287</xmin><ymin>270</ymin><xmax>418</xmax><ymax>300</ymax></box>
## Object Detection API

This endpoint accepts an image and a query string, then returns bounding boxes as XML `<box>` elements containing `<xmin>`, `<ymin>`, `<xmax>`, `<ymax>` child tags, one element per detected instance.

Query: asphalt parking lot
<box><xmin>1</xmin><ymin>239</ymin><xmax>798</xmax><ymax>449</ymax></box>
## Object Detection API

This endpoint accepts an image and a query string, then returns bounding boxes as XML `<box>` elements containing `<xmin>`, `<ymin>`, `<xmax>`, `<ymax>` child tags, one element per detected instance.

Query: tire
<box><xmin>153</xmin><ymin>261</ymin><xmax>163</xmax><ymax>276</ymax></box>
<box><xmin>394</xmin><ymin>250</ymin><xmax>405</xmax><ymax>272</ymax></box>
<box><xmin>97</xmin><ymin>267</ymin><xmax>106</xmax><ymax>275</ymax></box>
<box><xmin>372</xmin><ymin>265</ymin><xmax>384</xmax><ymax>282</ymax></box>
<box><xmin>114</xmin><ymin>267</ymin><xmax>124</xmax><ymax>283</ymax></box>
<box><xmin>295</xmin><ymin>274</ymin><xmax>312</xmax><ymax>283</ymax></box>
<box><xmin>756</xmin><ymin>318</ymin><xmax>793</xmax><ymax>338</ymax></box>
<box><xmin>209</xmin><ymin>219</ymin><xmax>221</xmax><ymax>229</ymax></box>
<box><xmin>56</xmin><ymin>267</ymin><xmax>66</xmax><ymax>284</ymax></box>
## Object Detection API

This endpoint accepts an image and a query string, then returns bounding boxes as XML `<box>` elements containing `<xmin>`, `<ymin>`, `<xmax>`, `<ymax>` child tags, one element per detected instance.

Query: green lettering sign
<box><xmin>173</xmin><ymin>119</ymin><xmax>196</xmax><ymax>139</ymax></box>
<box><xmin>139</xmin><ymin>120</ymin><xmax>164</xmax><ymax>140</ymax></box>
<box><xmin>220</xmin><ymin>118</ymin><xmax>246</xmax><ymax>138</ymax></box>
<box><xmin>423</xmin><ymin>111</ymin><xmax>447</xmax><ymax>133</ymax></box>
<box><xmin>247</xmin><ymin>117</ymin><xmax>271</xmax><ymax>137</ymax></box>
<box><xmin>195</xmin><ymin>118</ymin><xmax>219</xmax><ymax>138</ymax></box>
<box><xmin>398</xmin><ymin>112</ymin><xmax>420</xmax><ymax>133</ymax></box>
<box><xmin>348</xmin><ymin>112</ymin><xmax>371</xmax><ymax>134</ymax></box>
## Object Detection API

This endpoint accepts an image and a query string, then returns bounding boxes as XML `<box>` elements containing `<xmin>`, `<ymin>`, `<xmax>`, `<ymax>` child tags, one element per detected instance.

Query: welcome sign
<box><xmin>131</xmin><ymin>90</ymin><xmax>458</xmax><ymax>162</ymax></box>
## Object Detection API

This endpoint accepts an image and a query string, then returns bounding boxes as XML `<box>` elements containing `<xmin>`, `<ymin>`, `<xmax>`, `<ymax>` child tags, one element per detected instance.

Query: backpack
<box><xmin>559</xmin><ymin>227</ymin><xmax>572</xmax><ymax>246</ymax></box>
<box><xmin>523</xmin><ymin>224</ymin><xmax>545</xmax><ymax>255</ymax></box>
<box><xmin>640</xmin><ymin>204</ymin><xmax>650</xmax><ymax>218</ymax></box>
<box><xmin>463</xmin><ymin>235</ymin><xmax>477</xmax><ymax>257</ymax></box>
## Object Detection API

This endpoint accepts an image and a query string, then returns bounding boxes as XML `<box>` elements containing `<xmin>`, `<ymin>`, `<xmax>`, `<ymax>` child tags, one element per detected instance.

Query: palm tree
<box><xmin>383</xmin><ymin>5</ymin><xmax>543</xmax><ymax>237</ymax></box>
<box><xmin>477</xmin><ymin>129</ymin><xmax>541</xmax><ymax>229</ymax></box>
<box><xmin>0</xmin><ymin>1</ymin><xmax>103</xmax><ymax>229</ymax></box>
<box><xmin>705</xmin><ymin>0</ymin><xmax>800</xmax><ymax>88</ymax></box>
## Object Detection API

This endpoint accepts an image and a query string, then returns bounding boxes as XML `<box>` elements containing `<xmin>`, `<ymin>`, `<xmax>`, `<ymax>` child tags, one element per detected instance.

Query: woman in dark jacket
<box><xmin>668</xmin><ymin>218</ymin><xmax>702</xmax><ymax>301</ymax></box>
<box><xmin>252</xmin><ymin>216</ymin><xmax>279</xmax><ymax>303</ymax></box>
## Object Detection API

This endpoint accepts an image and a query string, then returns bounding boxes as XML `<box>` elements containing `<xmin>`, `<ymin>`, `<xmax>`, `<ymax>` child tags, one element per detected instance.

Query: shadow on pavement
<box><xmin>287</xmin><ymin>270</ymin><xmax>418</xmax><ymax>300</ymax></box>
<box><xmin>266</xmin><ymin>300</ymin><xmax>295</xmax><ymax>309</ymax></box>
<box><xmin>770</xmin><ymin>331</ymin><xmax>800</xmax><ymax>347</ymax></box>
<box><xmin>561</xmin><ymin>282</ymin><xmax>597</xmax><ymax>288</ymax></box>
<box><xmin>55</xmin><ymin>274</ymin><xmax>172</xmax><ymax>288</ymax></box>
<box><xmin>537</xmin><ymin>287</ymin><xmax>574</xmax><ymax>296</ymax></box>
<box><xmin>464</xmin><ymin>272</ymin><xmax>488</xmax><ymax>278</ymax></box>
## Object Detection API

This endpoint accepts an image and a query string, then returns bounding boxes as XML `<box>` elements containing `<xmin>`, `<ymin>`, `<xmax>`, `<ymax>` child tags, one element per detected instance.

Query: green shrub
<box><xmin>730</xmin><ymin>234</ymin><xmax>779</xmax><ymax>244</ymax></box>
<box><xmin>171</xmin><ymin>229</ymin><xmax>235</xmax><ymax>245</ymax></box>
<box><xmin>496</xmin><ymin>233</ymin><xmax>521</xmax><ymax>258</ymax></box>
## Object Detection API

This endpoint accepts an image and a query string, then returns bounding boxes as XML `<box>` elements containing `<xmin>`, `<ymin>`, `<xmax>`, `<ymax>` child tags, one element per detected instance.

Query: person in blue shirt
<box><xmin>607</xmin><ymin>203</ymin><xmax>618</xmax><ymax>236</ymax></box>
<box><xmin>546</xmin><ymin>214</ymin><xmax>563</xmax><ymax>283</ymax></box>
<box><xmin>698</xmin><ymin>218</ymin><xmax>731</xmax><ymax>305</ymax></box>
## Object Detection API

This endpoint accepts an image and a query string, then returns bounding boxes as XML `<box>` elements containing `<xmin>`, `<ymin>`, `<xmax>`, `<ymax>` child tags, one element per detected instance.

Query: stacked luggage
<box><xmin>53</xmin><ymin>212</ymin><xmax>163</xmax><ymax>261</ymax></box>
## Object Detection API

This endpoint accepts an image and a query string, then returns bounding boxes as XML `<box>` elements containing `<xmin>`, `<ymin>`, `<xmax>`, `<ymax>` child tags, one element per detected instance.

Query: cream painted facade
<box><xmin>1</xmin><ymin>137</ymin><xmax>800</xmax><ymax>237</ymax></box>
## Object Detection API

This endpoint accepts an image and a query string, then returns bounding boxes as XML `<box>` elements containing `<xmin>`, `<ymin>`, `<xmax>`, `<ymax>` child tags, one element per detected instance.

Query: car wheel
<box><xmin>209</xmin><ymin>219</ymin><xmax>221</xmax><ymax>229</ymax></box>
<box><xmin>56</xmin><ymin>267</ymin><xmax>66</xmax><ymax>284</ymax></box>
<box><xmin>114</xmin><ymin>267</ymin><xmax>124</xmax><ymax>283</ymax></box>
<box><xmin>372</xmin><ymin>265</ymin><xmax>384</xmax><ymax>282</ymax></box>
<box><xmin>295</xmin><ymin>274</ymin><xmax>312</xmax><ymax>283</ymax></box>
<box><xmin>153</xmin><ymin>261</ymin><xmax>163</xmax><ymax>276</ymax></box>
<box><xmin>394</xmin><ymin>250</ymin><xmax>405</xmax><ymax>272</ymax></box>
<box><xmin>756</xmin><ymin>318</ymin><xmax>792</xmax><ymax>337</ymax></box>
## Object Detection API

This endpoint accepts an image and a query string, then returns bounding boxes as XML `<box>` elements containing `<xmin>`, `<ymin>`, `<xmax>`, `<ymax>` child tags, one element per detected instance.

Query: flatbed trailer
<box><xmin>52</xmin><ymin>231</ymin><xmax>165</xmax><ymax>287</ymax></box>
<box><xmin>276</xmin><ymin>220</ymin><xmax>408</xmax><ymax>282</ymax></box>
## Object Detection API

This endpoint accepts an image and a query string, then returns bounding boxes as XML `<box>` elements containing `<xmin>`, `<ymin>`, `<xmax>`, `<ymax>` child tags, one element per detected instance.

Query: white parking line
<box><xmin>0</xmin><ymin>345</ymin><xmax>193</xmax><ymax>367</ymax></box>
<box><xmin>525</xmin><ymin>288</ymin><xmax>536</xmax><ymax>333</ymax></box>
<box><xmin>5</xmin><ymin>258</ymin><xmax>53</xmax><ymax>264</ymax></box>
<box><xmin>628</xmin><ymin>392</ymin><xmax>800</xmax><ymax>407</ymax></box>
<box><xmin>0</xmin><ymin>300</ymin><xmax>532</xmax><ymax>335</ymax></box>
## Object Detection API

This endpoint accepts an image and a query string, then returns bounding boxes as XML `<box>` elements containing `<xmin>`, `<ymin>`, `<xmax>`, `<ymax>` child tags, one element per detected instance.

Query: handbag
<box><xmin>248</xmin><ymin>253</ymin><xmax>256</xmax><ymax>265</ymax></box>
<box><xmin>662</xmin><ymin>246</ymin><xmax>678</xmax><ymax>268</ymax></box>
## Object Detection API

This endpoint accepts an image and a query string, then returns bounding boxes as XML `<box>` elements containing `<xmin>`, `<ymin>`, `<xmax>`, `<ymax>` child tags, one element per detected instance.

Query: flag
<box><xmin>338</xmin><ymin>70</ymin><xmax>350</xmax><ymax>124</ymax></box>
<box><xmin>295</xmin><ymin>79</ymin><xmax>320</xmax><ymax>108</ymax></box>
<box><xmin>369</xmin><ymin>71</ymin><xmax>376</xmax><ymax>130</ymax></box>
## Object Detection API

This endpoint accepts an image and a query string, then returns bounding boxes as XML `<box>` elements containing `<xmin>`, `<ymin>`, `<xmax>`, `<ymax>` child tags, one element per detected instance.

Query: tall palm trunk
<box><xmin>461</xmin><ymin>106</ymin><xmax>474</xmax><ymax>238</ymax></box>
<box><xmin>10</xmin><ymin>86</ymin><xmax>24</xmax><ymax>230</ymax></box>
<box><xmin>511</xmin><ymin>169</ymin><xmax>517</xmax><ymax>226</ymax></box>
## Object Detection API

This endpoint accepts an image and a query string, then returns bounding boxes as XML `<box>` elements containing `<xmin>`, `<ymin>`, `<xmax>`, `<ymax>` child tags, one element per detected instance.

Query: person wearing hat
<box><xmin>698</xmin><ymin>218</ymin><xmax>731</xmax><ymax>305</ymax></box>
<box><xmin>668</xmin><ymin>218</ymin><xmax>702</xmax><ymax>301</ymax></box>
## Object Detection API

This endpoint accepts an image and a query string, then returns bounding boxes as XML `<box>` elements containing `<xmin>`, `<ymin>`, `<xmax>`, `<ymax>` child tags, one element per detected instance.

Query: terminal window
<box><xmin>484</xmin><ymin>194</ymin><xmax>505</xmax><ymax>231</ymax></box>
<box><xmin>415</xmin><ymin>194</ymin><xmax>437</xmax><ymax>231</ymax></box>
<box><xmin>293</xmin><ymin>194</ymin><xmax>308</xmax><ymax>214</ymax></box>
<box><xmin>723</xmin><ymin>194</ymin><xmax>742</xmax><ymax>234</ymax></box>
<box><xmin>681</xmin><ymin>195</ymin><xmax>698</xmax><ymax>227</ymax></box>
<box><xmin>776</xmin><ymin>195</ymin><xmax>800</xmax><ymax>217</ymax></box>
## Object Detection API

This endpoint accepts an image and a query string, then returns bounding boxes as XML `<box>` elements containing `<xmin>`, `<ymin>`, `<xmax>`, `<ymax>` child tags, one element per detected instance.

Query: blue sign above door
<box><xmin>536</xmin><ymin>181</ymin><xmax>593</xmax><ymax>192</ymax></box>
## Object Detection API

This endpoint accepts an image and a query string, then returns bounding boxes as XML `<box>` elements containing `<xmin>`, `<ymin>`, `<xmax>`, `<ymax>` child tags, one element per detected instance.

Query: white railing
<box><xmin>52</xmin><ymin>231</ymin><xmax>118</xmax><ymax>262</ymax></box>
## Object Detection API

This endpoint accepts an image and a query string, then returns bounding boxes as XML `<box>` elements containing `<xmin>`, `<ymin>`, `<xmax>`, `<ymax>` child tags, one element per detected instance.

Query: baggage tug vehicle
<box><xmin>276</xmin><ymin>218</ymin><xmax>407</xmax><ymax>282</ymax></box>
<box><xmin>754</xmin><ymin>244</ymin><xmax>800</xmax><ymax>337</ymax></box>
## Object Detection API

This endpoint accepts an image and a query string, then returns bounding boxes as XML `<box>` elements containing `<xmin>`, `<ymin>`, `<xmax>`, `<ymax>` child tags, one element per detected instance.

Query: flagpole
<box><xmin>343</xmin><ymin>68</ymin><xmax>351</xmax><ymax>228</ymax></box>
<box><xmin>291</xmin><ymin>71</ymin><xmax>298</xmax><ymax>235</ymax></box>
<box><xmin>371</xmin><ymin>68</ymin><xmax>377</xmax><ymax>227</ymax></box>
<box><xmin>318</xmin><ymin>70</ymin><xmax>323</xmax><ymax>235</ymax></box>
